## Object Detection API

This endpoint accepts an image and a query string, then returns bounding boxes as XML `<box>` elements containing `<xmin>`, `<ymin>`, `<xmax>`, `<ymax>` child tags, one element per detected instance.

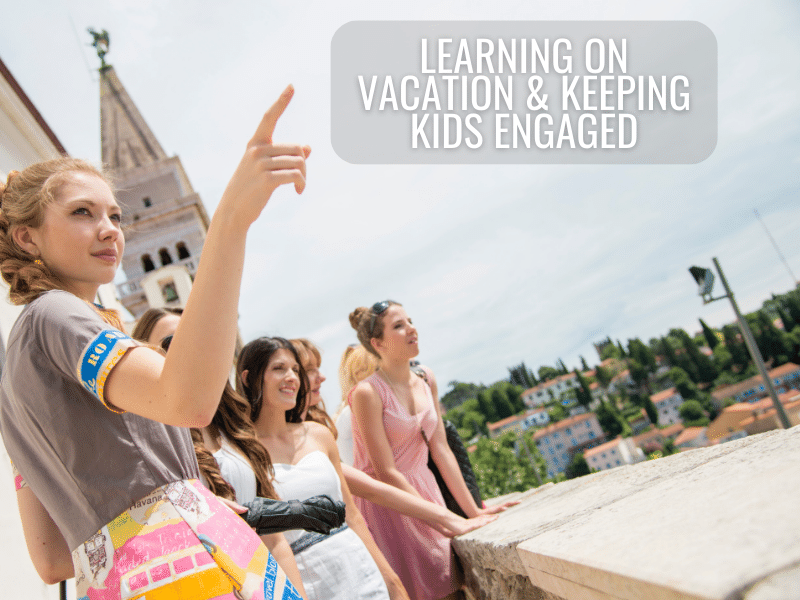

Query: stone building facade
<box><xmin>99</xmin><ymin>66</ymin><xmax>210</xmax><ymax>318</ymax></box>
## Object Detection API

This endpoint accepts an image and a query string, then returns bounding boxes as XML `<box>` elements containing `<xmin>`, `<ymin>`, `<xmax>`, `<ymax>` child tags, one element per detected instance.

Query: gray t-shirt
<box><xmin>0</xmin><ymin>290</ymin><xmax>200</xmax><ymax>551</ymax></box>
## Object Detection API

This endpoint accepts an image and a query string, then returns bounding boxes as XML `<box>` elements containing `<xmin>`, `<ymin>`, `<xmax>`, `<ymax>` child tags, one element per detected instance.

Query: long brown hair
<box><xmin>131</xmin><ymin>311</ymin><xmax>277</xmax><ymax>500</ymax></box>
<box><xmin>237</xmin><ymin>337</ymin><xmax>307</xmax><ymax>424</ymax></box>
<box><xmin>131</xmin><ymin>307</ymin><xmax>183</xmax><ymax>343</ymax></box>
<box><xmin>205</xmin><ymin>381</ymin><xmax>278</xmax><ymax>500</ymax></box>
<box><xmin>290</xmin><ymin>338</ymin><xmax>337</xmax><ymax>438</ymax></box>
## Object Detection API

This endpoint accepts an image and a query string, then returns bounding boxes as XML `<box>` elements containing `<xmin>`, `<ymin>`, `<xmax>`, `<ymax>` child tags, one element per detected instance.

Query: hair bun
<box><xmin>349</xmin><ymin>307</ymin><xmax>368</xmax><ymax>330</ymax></box>
<box><xmin>0</xmin><ymin>171</ymin><xmax>21</xmax><ymax>209</ymax></box>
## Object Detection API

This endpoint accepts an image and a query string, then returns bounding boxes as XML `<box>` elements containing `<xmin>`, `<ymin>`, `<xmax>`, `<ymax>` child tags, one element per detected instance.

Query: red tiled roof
<box><xmin>487</xmin><ymin>414</ymin><xmax>521</xmax><ymax>431</ymax></box>
<box><xmin>584</xmin><ymin>436</ymin><xmax>622</xmax><ymax>458</ymax></box>
<box><xmin>674</xmin><ymin>427</ymin><xmax>705</xmax><ymax>446</ymax></box>
<box><xmin>712</xmin><ymin>363</ymin><xmax>800</xmax><ymax>400</ymax></box>
<box><xmin>533</xmin><ymin>413</ymin><xmax>597</xmax><ymax>440</ymax></box>
<box><xmin>650</xmin><ymin>387</ymin><xmax>679</xmax><ymax>404</ymax></box>
<box><xmin>522</xmin><ymin>372</ymin><xmax>578</xmax><ymax>396</ymax></box>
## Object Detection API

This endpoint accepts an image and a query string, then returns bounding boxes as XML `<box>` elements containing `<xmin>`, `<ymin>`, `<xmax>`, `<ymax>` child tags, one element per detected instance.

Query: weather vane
<box><xmin>88</xmin><ymin>28</ymin><xmax>110</xmax><ymax>69</ymax></box>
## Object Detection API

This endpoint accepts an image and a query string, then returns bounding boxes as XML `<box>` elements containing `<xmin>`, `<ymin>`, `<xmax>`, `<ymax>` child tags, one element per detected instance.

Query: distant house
<box><xmin>710</xmin><ymin>363</ymin><xmax>800</xmax><ymax>409</ymax></box>
<box><xmin>522</xmin><ymin>373</ymin><xmax>579</xmax><ymax>407</ymax></box>
<box><xmin>674</xmin><ymin>427</ymin><xmax>709</xmax><ymax>450</ymax></box>
<box><xmin>628</xmin><ymin>408</ymin><xmax>651</xmax><ymax>435</ymax></box>
<box><xmin>650</xmin><ymin>387</ymin><xmax>685</xmax><ymax>426</ymax></box>
<box><xmin>706</xmin><ymin>391</ymin><xmax>800</xmax><ymax>440</ymax></box>
<box><xmin>608</xmin><ymin>369</ymin><xmax>634</xmax><ymax>394</ymax></box>
<box><xmin>584</xmin><ymin>437</ymin><xmax>645</xmax><ymax>472</ymax></box>
<box><xmin>486</xmin><ymin>409</ymin><xmax>550</xmax><ymax>439</ymax></box>
<box><xmin>533</xmin><ymin>413</ymin><xmax>605</xmax><ymax>478</ymax></box>
<box><xmin>632</xmin><ymin>423</ymin><xmax>684</xmax><ymax>453</ymax></box>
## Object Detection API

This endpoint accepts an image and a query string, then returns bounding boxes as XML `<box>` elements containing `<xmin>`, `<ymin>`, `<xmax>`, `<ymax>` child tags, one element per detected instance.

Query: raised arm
<box><xmin>106</xmin><ymin>87</ymin><xmax>310</xmax><ymax>427</ymax></box>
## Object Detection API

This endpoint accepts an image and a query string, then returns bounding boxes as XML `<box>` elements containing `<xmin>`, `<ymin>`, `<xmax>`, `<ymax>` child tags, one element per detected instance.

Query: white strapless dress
<box><xmin>272</xmin><ymin>451</ymin><xmax>389</xmax><ymax>600</ymax></box>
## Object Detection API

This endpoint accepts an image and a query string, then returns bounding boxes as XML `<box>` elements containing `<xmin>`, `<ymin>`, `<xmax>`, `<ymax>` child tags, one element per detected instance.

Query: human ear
<box><xmin>240</xmin><ymin>370</ymin><xmax>249</xmax><ymax>389</ymax></box>
<box><xmin>370</xmin><ymin>337</ymin><xmax>382</xmax><ymax>354</ymax></box>
<box><xmin>11</xmin><ymin>226</ymin><xmax>40</xmax><ymax>257</ymax></box>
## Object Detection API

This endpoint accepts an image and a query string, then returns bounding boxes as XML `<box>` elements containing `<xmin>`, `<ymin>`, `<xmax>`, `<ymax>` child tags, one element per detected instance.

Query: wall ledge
<box><xmin>453</xmin><ymin>426</ymin><xmax>800</xmax><ymax>600</ymax></box>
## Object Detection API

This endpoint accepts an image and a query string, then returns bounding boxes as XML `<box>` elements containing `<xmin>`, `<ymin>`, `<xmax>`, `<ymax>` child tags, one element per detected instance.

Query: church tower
<box><xmin>99</xmin><ymin>64</ymin><xmax>210</xmax><ymax>318</ymax></box>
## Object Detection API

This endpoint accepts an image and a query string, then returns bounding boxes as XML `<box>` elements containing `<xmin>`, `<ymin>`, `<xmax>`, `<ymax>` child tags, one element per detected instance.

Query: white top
<box><xmin>213</xmin><ymin>437</ymin><xmax>257</xmax><ymax>503</ymax></box>
<box><xmin>335</xmin><ymin>405</ymin><xmax>355</xmax><ymax>466</ymax></box>
<box><xmin>272</xmin><ymin>450</ymin><xmax>344</xmax><ymax>543</ymax></box>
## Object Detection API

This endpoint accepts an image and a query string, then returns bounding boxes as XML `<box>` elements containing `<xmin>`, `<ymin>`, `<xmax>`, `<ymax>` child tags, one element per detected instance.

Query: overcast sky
<box><xmin>2</xmin><ymin>1</ymin><xmax>799</xmax><ymax>410</ymax></box>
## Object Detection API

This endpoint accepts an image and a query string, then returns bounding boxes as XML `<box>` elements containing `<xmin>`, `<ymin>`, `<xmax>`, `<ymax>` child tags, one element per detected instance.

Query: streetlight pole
<box><xmin>689</xmin><ymin>258</ymin><xmax>791</xmax><ymax>429</ymax></box>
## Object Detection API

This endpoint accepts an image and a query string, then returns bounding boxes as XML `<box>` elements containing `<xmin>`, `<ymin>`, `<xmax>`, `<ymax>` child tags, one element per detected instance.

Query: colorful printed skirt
<box><xmin>71</xmin><ymin>479</ymin><xmax>302</xmax><ymax>600</ymax></box>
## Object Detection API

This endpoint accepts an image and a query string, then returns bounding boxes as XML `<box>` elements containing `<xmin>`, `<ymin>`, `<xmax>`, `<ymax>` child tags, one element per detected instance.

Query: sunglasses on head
<box><xmin>369</xmin><ymin>300</ymin><xmax>392</xmax><ymax>337</ymax></box>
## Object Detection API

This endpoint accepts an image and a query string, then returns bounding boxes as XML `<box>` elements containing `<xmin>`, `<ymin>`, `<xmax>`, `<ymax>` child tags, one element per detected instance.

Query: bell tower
<box><xmin>96</xmin><ymin>36</ymin><xmax>210</xmax><ymax>318</ymax></box>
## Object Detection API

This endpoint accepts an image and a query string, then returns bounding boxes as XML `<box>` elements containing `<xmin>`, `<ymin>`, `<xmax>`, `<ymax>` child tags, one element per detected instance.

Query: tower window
<box><xmin>176</xmin><ymin>242</ymin><xmax>190</xmax><ymax>260</ymax></box>
<box><xmin>142</xmin><ymin>254</ymin><xmax>155</xmax><ymax>272</ymax></box>
<box><xmin>159</xmin><ymin>248</ymin><xmax>173</xmax><ymax>266</ymax></box>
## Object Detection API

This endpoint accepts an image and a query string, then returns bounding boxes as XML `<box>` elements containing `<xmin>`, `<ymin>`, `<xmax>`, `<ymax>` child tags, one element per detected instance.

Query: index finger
<box><xmin>250</xmin><ymin>84</ymin><xmax>294</xmax><ymax>145</ymax></box>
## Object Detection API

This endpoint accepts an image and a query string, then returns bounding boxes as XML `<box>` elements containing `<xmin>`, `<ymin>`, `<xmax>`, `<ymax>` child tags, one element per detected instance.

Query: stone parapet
<box><xmin>453</xmin><ymin>426</ymin><xmax>800</xmax><ymax>600</ymax></box>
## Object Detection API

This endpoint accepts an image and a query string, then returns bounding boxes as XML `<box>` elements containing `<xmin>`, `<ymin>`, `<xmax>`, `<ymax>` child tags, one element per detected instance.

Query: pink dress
<box><xmin>351</xmin><ymin>373</ymin><xmax>457</xmax><ymax>600</ymax></box>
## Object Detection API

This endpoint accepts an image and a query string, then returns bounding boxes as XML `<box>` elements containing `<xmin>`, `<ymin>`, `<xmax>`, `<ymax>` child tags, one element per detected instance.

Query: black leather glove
<box><xmin>241</xmin><ymin>494</ymin><xmax>346</xmax><ymax>535</ymax></box>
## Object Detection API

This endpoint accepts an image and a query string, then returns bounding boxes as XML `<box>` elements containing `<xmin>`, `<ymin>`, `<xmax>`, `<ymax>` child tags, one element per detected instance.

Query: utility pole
<box><xmin>689</xmin><ymin>258</ymin><xmax>791</xmax><ymax>429</ymax></box>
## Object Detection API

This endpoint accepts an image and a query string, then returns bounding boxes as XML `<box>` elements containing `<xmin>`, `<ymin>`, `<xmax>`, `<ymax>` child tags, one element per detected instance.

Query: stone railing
<box><xmin>453</xmin><ymin>426</ymin><xmax>800</xmax><ymax>600</ymax></box>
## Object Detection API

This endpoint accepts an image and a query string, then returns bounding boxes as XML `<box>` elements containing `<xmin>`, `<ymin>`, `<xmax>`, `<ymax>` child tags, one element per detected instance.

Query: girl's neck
<box><xmin>253</xmin><ymin>402</ymin><xmax>293</xmax><ymax>439</ymax></box>
<box><xmin>378</xmin><ymin>357</ymin><xmax>412</xmax><ymax>386</ymax></box>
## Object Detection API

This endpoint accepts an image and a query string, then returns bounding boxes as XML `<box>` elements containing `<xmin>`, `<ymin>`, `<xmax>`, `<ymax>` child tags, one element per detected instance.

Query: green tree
<box><xmin>595</xmin><ymin>365</ymin><xmax>612</xmax><ymax>390</ymax></box>
<box><xmin>679</xmin><ymin>399</ymin><xmax>709</xmax><ymax>426</ymax></box>
<box><xmin>643</xmin><ymin>394</ymin><xmax>658</xmax><ymax>425</ymax></box>
<box><xmin>461</xmin><ymin>411</ymin><xmax>486</xmax><ymax>438</ymax></box>
<box><xmin>628</xmin><ymin>359</ymin><xmax>651</xmax><ymax>393</ymax></box>
<box><xmin>469</xmin><ymin>432</ymin><xmax>544</xmax><ymax>497</ymax></box>
<box><xmin>784</xmin><ymin>292</ymin><xmax>800</xmax><ymax>329</ymax></box>
<box><xmin>492</xmin><ymin>388</ymin><xmax>515</xmax><ymax>420</ymax></box>
<box><xmin>722</xmin><ymin>325</ymin><xmax>750</xmax><ymax>370</ymax></box>
<box><xmin>538</xmin><ymin>365</ymin><xmax>560</xmax><ymax>382</ymax></box>
<box><xmin>548</xmin><ymin>403</ymin><xmax>567</xmax><ymax>422</ymax></box>
<box><xmin>573</xmin><ymin>369</ymin><xmax>593</xmax><ymax>408</ymax></box>
<box><xmin>596</xmin><ymin>400</ymin><xmax>628</xmax><ymax>439</ymax></box>
<box><xmin>440</xmin><ymin>381</ymin><xmax>485</xmax><ymax>410</ymax></box>
<box><xmin>580</xmin><ymin>355</ymin><xmax>590</xmax><ymax>372</ymax></box>
<box><xmin>476</xmin><ymin>390</ymin><xmax>498</xmax><ymax>423</ymax></box>
<box><xmin>508</xmin><ymin>362</ymin><xmax>538</xmax><ymax>388</ymax></box>
<box><xmin>699</xmin><ymin>319</ymin><xmax>719</xmax><ymax>350</ymax></box>
<box><xmin>628</xmin><ymin>338</ymin><xmax>656</xmax><ymax>371</ymax></box>
<box><xmin>712</xmin><ymin>344</ymin><xmax>733</xmax><ymax>375</ymax></box>
<box><xmin>750</xmin><ymin>311</ymin><xmax>791</xmax><ymax>366</ymax></box>
<box><xmin>556</xmin><ymin>358</ymin><xmax>569</xmax><ymax>375</ymax></box>
<box><xmin>668</xmin><ymin>367</ymin><xmax>698</xmax><ymax>400</ymax></box>
<box><xmin>675</xmin><ymin>329</ymin><xmax>717</xmax><ymax>383</ymax></box>
<box><xmin>600</xmin><ymin>343</ymin><xmax>622</xmax><ymax>361</ymax></box>
<box><xmin>505</xmin><ymin>384</ymin><xmax>525</xmax><ymax>413</ymax></box>
<box><xmin>565</xmin><ymin>452</ymin><xmax>591</xmax><ymax>479</ymax></box>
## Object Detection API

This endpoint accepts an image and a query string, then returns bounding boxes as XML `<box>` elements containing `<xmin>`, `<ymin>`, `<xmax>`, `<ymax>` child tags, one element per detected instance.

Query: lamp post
<box><xmin>688</xmin><ymin>258</ymin><xmax>791</xmax><ymax>429</ymax></box>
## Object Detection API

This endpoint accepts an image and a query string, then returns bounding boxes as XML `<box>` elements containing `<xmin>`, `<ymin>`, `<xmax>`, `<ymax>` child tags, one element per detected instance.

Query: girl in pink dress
<box><xmin>348</xmin><ymin>301</ymin><xmax>513</xmax><ymax>600</ymax></box>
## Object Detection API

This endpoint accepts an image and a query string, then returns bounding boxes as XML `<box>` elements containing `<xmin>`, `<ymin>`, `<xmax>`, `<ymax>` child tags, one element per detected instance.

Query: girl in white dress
<box><xmin>236</xmin><ymin>336</ymin><xmax>409</xmax><ymax>600</ymax></box>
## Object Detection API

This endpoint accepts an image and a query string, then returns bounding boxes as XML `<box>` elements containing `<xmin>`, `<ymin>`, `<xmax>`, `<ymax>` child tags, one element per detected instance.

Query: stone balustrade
<box><xmin>453</xmin><ymin>426</ymin><xmax>800</xmax><ymax>600</ymax></box>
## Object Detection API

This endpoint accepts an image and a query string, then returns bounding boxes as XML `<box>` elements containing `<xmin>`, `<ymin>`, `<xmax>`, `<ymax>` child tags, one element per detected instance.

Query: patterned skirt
<box><xmin>71</xmin><ymin>479</ymin><xmax>301</xmax><ymax>600</ymax></box>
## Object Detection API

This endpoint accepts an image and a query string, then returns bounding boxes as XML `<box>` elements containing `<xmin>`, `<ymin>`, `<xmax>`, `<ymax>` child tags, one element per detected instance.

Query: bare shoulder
<box><xmin>350</xmin><ymin>378</ymin><xmax>381</xmax><ymax>408</ymax></box>
<box><xmin>304</xmin><ymin>420</ymin><xmax>336</xmax><ymax>446</ymax></box>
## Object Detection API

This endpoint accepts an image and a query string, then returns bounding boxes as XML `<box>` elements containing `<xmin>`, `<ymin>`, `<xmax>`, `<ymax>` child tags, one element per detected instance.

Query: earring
<box><xmin>34</xmin><ymin>259</ymin><xmax>44</xmax><ymax>266</ymax></box>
